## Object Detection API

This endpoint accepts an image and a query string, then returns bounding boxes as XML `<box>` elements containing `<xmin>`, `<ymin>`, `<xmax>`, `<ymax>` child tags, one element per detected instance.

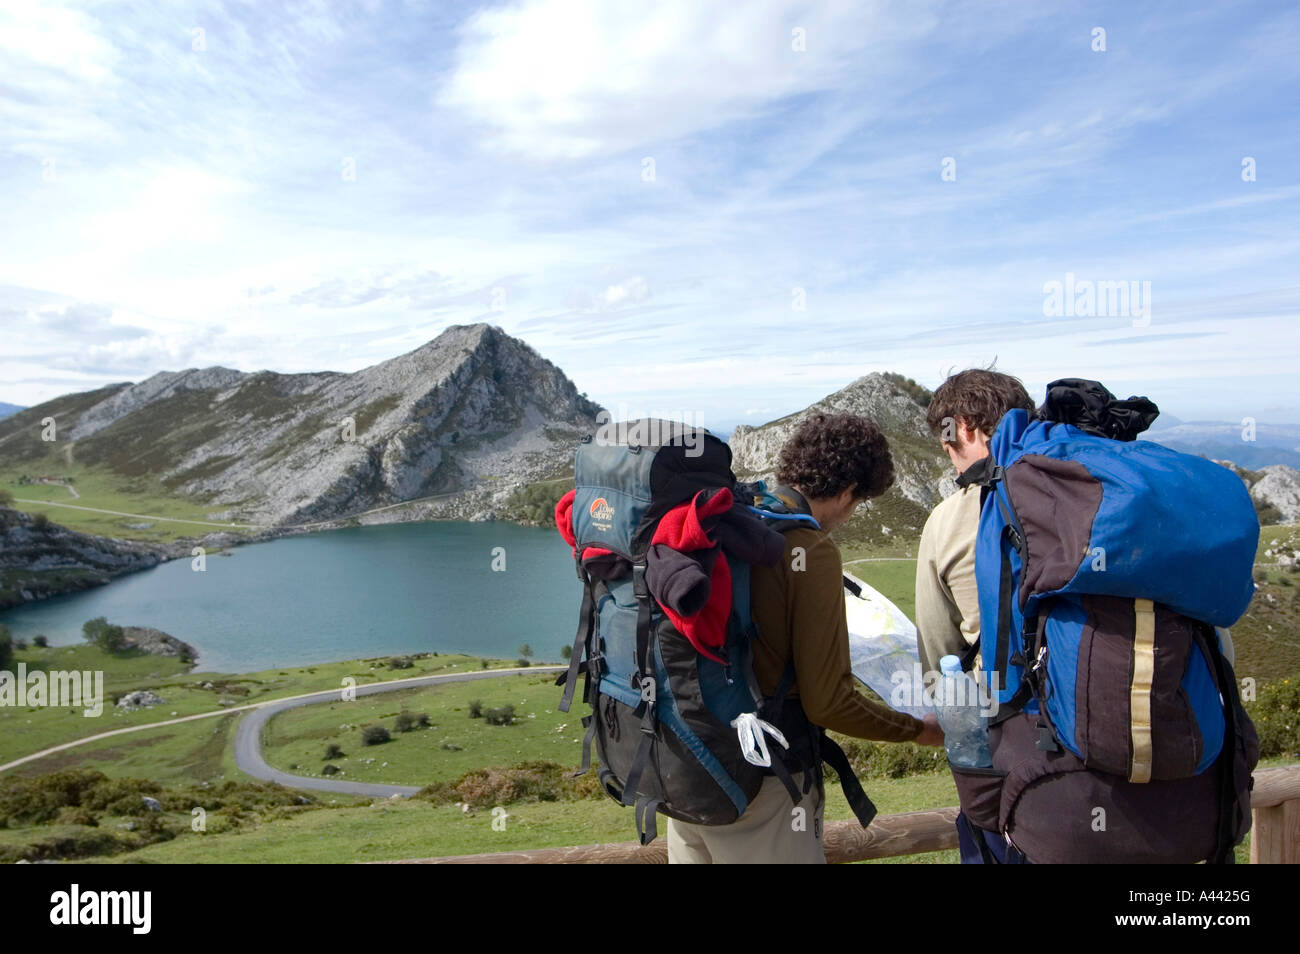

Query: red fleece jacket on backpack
<box><xmin>647</xmin><ymin>487</ymin><xmax>735</xmax><ymax>663</ymax></box>
<box><xmin>553</xmin><ymin>487</ymin><xmax>736</xmax><ymax>663</ymax></box>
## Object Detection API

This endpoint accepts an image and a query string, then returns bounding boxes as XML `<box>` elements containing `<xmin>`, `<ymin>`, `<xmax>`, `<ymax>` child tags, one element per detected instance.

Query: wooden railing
<box><xmin>1250</xmin><ymin>765</ymin><xmax>1300</xmax><ymax>863</ymax></box>
<box><xmin>383</xmin><ymin>765</ymin><xmax>1300</xmax><ymax>864</ymax></box>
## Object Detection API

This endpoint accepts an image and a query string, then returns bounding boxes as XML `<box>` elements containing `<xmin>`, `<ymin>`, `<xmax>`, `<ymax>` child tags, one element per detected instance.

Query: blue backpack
<box><xmin>963</xmin><ymin>385</ymin><xmax>1260</xmax><ymax>863</ymax></box>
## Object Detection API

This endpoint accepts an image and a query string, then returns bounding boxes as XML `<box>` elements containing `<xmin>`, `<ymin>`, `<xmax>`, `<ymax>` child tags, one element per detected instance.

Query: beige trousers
<box><xmin>666</xmin><ymin>772</ymin><xmax>825</xmax><ymax>864</ymax></box>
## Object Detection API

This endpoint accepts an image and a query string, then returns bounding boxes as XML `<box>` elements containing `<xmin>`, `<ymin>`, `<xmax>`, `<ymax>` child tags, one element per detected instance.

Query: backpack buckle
<box><xmin>1035</xmin><ymin>719</ymin><xmax>1061</xmax><ymax>753</ymax></box>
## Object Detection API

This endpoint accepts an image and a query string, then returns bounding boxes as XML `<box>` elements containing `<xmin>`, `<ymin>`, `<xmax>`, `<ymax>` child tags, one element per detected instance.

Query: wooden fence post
<box><xmin>1249</xmin><ymin>766</ymin><xmax>1300</xmax><ymax>864</ymax></box>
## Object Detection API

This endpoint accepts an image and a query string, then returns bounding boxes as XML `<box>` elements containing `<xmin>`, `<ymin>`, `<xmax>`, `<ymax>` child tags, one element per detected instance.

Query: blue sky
<box><xmin>2</xmin><ymin>0</ymin><xmax>1298</xmax><ymax>431</ymax></box>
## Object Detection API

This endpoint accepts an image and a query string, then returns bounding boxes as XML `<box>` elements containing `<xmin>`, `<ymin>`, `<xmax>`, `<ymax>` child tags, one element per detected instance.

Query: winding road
<box><xmin>0</xmin><ymin>666</ymin><xmax>565</xmax><ymax>800</ymax></box>
<box><xmin>233</xmin><ymin>666</ymin><xmax>565</xmax><ymax>797</ymax></box>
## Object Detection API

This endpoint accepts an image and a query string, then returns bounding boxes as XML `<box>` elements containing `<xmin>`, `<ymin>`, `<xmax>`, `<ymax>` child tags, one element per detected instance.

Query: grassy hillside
<box><xmin>2</xmin><ymin>520</ymin><xmax>1295</xmax><ymax>864</ymax></box>
<box><xmin>0</xmin><ymin>385</ymin><xmax>247</xmax><ymax>543</ymax></box>
<box><xmin>0</xmin><ymin>645</ymin><xmax>527</xmax><ymax>768</ymax></box>
<box><xmin>259</xmin><ymin>673</ymin><xmax>582</xmax><ymax>787</ymax></box>
<box><xmin>0</xmin><ymin>464</ymin><xmax>257</xmax><ymax>543</ymax></box>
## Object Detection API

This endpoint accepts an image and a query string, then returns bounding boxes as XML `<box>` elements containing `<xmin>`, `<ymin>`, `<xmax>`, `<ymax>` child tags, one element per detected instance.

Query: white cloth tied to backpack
<box><xmin>730</xmin><ymin>712</ymin><xmax>789</xmax><ymax>767</ymax></box>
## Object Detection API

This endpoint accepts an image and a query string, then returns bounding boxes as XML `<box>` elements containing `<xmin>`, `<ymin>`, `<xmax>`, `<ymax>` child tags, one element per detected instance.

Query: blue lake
<box><xmin>0</xmin><ymin>522</ymin><xmax>582</xmax><ymax>673</ymax></box>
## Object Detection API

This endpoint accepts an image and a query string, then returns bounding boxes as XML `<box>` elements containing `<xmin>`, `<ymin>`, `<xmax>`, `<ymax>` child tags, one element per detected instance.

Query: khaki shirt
<box><xmin>915</xmin><ymin>482</ymin><xmax>982</xmax><ymax>676</ymax></box>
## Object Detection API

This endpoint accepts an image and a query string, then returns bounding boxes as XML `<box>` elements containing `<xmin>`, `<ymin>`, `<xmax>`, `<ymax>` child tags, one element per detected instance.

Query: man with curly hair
<box><xmin>667</xmin><ymin>412</ymin><xmax>943</xmax><ymax>864</ymax></box>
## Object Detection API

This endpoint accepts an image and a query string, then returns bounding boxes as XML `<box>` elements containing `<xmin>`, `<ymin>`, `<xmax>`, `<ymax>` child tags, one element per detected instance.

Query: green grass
<box><xmin>258</xmin><ymin>674</ymin><xmax>586</xmax><ymax>786</ymax></box>
<box><xmin>838</xmin><ymin>556</ymin><xmax>917</xmax><ymax>620</ymax></box>
<box><xmin>0</xmin><ymin>463</ymin><xmax>256</xmax><ymax>543</ymax></box>
<box><xmin>3</xmin><ymin>657</ymin><xmax>1294</xmax><ymax>862</ymax></box>
<box><xmin>32</xmin><ymin>757</ymin><xmax>1289</xmax><ymax>864</ymax></box>
<box><xmin>1236</xmin><ymin>525</ymin><xmax>1300</xmax><ymax>680</ymax></box>
<box><xmin>1257</xmin><ymin>523</ymin><xmax>1298</xmax><ymax>560</ymax></box>
<box><xmin>3</xmin><ymin>712</ymin><xmax>246</xmax><ymax>787</ymax></box>
<box><xmin>0</xmin><ymin>644</ymin><xmax>530</xmax><ymax>768</ymax></box>
<box><xmin>68</xmin><ymin>764</ymin><xmax>964</xmax><ymax>863</ymax></box>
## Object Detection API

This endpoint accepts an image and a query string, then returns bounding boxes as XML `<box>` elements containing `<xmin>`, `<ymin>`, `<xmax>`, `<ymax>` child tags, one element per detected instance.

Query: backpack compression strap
<box><xmin>761</xmin><ymin>658</ymin><xmax>879</xmax><ymax>829</ymax></box>
<box><xmin>1199</xmin><ymin>624</ymin><xmax>1249</xmax><ymax>865</ymax></box>
<box><xmin>620</xmin><ymin>562</ymin><xmax>660</xmax><ymax>832</ymax></box>
<box><xmin>556</xmin><ymin>551</ymin><xmax>605</xmax><ymax>714</ymax></box>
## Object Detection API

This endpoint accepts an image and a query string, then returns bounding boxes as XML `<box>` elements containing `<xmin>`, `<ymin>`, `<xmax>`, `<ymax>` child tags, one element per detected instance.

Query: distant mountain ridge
<box><xmin>0</xmin><ymin>402</ymin><xmax>24</xmax><ymax>419</ymax></box>
<box><xmin>1145</xmin><ymin>418</ymin><xmax>1300</xmax><ymax>470</ymax></box>
<box><xmin>0</xmin><ymin>324</ymin><xmax>602</xmax><ymax>528</ymax></box>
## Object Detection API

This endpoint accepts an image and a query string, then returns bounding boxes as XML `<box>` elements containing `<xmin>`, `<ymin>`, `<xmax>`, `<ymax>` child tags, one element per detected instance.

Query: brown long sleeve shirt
<box><xmin>750</xmin><ymin>526</ymin><xmax>924</xmax><ymax>742</ymax></box>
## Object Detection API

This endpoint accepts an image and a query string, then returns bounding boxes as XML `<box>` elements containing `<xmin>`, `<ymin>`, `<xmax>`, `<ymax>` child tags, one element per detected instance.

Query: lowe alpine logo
<box><xmin>589</xmin><ymin>497</ymin><xmax>615</xmax><ymax>527</ymax></box>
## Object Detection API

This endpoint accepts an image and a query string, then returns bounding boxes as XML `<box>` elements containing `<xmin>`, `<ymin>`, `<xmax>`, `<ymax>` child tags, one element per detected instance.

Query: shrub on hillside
<box><xmin>0</xmin><ymin>772</ymin><xmax>325</xmax><ymax>847</ymax></box>
<box><xmin>417</xmin><ymin>761</ymin><xmax>601</xmax><ymax>808</ymax></box>
<box><xmin>361</xmin><ymin>725</ymin><xmax>391</xmax><ymax>746</ymax></box>
<box><xmin>0</xmin><ymin>770</ymin><xmax>160</xmax><ymax>826</ymax></box>
<box><xmin>1246</xmin><ymin>676</ymin><xmax>1300</xmax><ymax>759</ymax></box>
<box><xmin>468</xmin><ymin>699</ymin><xmax>483</xmax><ymax>719</ymax></box>
<box><xmin>324</xmin><ymin>743</ymin><xmax>344</xmax><ymax>760</ymax></box>
<box><xmin>394</xmin><ymin>711</ymin><xmax>415</xmax><ymax>733</ymax></box>
<box><xmin>163</xmin><ymin>779</ymin><xmax>318</xmax><ymax>816</ymax></box>
<box><xmin>882</xmin><ymin>371</ymin><xmax>933</xmax><ymax>408</ymax></box>
<box><xmin>824</xmin><ymin>735</ymin><xmax>948</xmax><ymax>781</ymax></box>
<box><xmin>81</xmin><ymin>617</ymin><xmax>127</xmax><ymax>653</ymax></box>
<box><xmin>387</xmin><ymin>656</ymin><xmax>414</xmax><ymax>670</ymax></box>
<box><xmin>506</xmin><ymin>481</ymin><xmax>571</xmax><ymax>526</ymax></box>
<box><xmin>33</xmin><ymin>635</ymin><xmax>48</xmax><ymax>648</ymax></box>
<box><xmin>54</xmin><ymin>805</ymin><xmax>99</xmax><ymax>827</ymax></box>
<box><xmin>81</xmin><ymin>776</ymin><xmax>164</xmax><ymax>815</ymax></box>
<box><xmin>484</xmin><ymin>704</ymin><xmax>516</xmax><ymax>726</ymax></box>
<box><xmin>1255</xmin><ymin>500</ymin><xmax>1283</xmax><ymax>526</ymax></box>
<box><xmin>0</xmin><ymin>830</ymin><xmax>132</xmax><ymax>864</ymax></box>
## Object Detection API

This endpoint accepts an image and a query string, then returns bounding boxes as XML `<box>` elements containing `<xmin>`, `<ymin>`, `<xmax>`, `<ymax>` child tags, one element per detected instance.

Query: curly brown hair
<box><xmin>775</xmin><ymin>412</ymin><xmax>895</xmax><ymax>500</ymax></box>
<box><xmin>925</xmin><ymin>368</ymin><xmax>1035</xmax><ymax>441</ymax></box>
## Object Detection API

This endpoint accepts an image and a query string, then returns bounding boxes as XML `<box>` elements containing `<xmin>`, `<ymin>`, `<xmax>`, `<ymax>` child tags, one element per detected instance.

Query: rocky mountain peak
<box><xmin>0</xmin><ymin>325</ymin><xmax>602</xmax><ymax>529</ymax></box>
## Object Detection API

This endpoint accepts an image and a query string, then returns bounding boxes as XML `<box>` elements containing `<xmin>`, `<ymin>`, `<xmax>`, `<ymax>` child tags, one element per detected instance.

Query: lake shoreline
<box><xmin>0</xmin><ymin>497</ymin><xmax>555</xmax><ymax>612</ymax></box>
<box><xmin>0</xmin><ymin>519</ymin><xmax>580</xmax><ymax>674</ymax></box>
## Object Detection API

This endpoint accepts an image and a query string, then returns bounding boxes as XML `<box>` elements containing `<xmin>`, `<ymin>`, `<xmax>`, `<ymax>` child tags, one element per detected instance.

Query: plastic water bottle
<box><xmin>936</xmin><ymin>654</ymin><xmax>992</xmax><ymax>768</ymax></box>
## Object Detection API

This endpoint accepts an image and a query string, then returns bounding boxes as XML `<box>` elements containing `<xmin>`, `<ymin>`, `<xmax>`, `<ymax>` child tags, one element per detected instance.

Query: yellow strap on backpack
<box><xmin>1129</xmin><ymin>598</ymin><xmax>1155</xmax><ymax>783</ymax></box>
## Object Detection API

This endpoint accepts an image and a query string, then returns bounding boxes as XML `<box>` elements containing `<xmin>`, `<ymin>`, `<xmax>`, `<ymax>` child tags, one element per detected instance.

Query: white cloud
<box><xmin>600</xmin><ymin>276</ymin><xmax>649</xmax><ymax>309</ymax></box>
<box><xmin>0</xmin><ymin>1</ymin><xmax>119</xmax><ymax>82</ymax></box>
<box><xmin>80</xmin><ymin>165</ymin><xmax>247</xmax><ymax>255</ymax></box>
<box><xmin>437</xmin><ymin>0</ymin><xmax>904</xmax><ymax>158</ymax></box>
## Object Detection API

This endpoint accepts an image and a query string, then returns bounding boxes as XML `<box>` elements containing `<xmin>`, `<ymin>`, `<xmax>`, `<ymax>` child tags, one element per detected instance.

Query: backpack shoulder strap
<box><xmin>742</xmin><ymin>486</ymin><xmax>878</xmax><ymax>828</ymax></box>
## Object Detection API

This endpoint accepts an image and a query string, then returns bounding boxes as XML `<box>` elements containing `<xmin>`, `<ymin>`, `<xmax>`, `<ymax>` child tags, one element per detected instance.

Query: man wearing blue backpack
<box><xmin>917</xmin><ymin>371</ymin><xmax>1260</xmax><ymax>864</ymax></box>
<box><xmin>915</xmin><ymin>369</ymin><xmax>1036</xmax><ymax>862</ymax></box>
